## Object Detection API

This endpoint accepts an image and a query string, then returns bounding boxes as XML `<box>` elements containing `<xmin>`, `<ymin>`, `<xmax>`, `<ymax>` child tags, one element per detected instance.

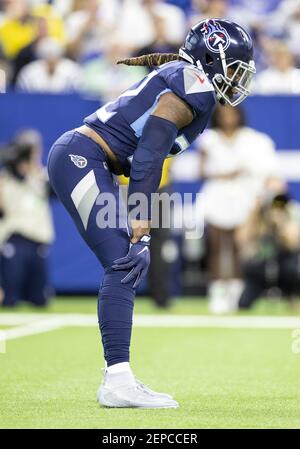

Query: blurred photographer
<box><xmin>0</xmin><ymin>130</ymin><xmax>54</xmax><ymax>307</ymax></box>
<box><xmin>237</xmin><ymin>192</ymin><xmax>300</xmax><ymax>309</ymax></box>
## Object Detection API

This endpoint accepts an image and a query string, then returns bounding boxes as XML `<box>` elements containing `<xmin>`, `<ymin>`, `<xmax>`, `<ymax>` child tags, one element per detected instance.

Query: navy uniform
<box><xmin>84</xmin><ymin>60</ymin><xmax>216</xmax><ymax>176</ymax></box>
<box><xmin>48</xmin><ymin>17</ymin><xmax>256</xmax><ymax>407</ymax></box>
<box><xmin>48</xmin><ymin>59</ymin><xmax>216</xmax><ymax>368</ymax></box>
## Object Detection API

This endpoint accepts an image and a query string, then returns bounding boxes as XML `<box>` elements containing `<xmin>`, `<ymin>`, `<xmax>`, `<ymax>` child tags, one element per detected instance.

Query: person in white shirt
<box><xmin>252</xmin><ymin>41</ymin><xmax>300</xmax><ymax>94</ymax></box>
<box><xmin>16</xmin><ymin>37</ymin><xmax>82</xmax><ymax>93</ymax></box>
<box><xmin>197</xmin><ymin>105</ymin><xmax>281</xmax><ymax>314</ymax></box>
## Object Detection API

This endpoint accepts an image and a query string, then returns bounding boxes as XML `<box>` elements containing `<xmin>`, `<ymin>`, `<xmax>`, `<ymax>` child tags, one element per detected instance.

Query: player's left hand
<box><xmin>112</xmin><ymin>235</ymin><xmax>151</xmax><ymax>289</ymax></box>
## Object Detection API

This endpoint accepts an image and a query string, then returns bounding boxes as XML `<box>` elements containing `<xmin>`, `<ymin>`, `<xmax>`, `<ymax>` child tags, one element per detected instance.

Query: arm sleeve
<box><xmin>128</xmin><ymin>115</ymin><xmax>178</xmax><ymax>220</ymax></box>
<box><xmin>160</xmin><ymin>65</ymin><xmax>216</xmax><ymax>157</ymax></box>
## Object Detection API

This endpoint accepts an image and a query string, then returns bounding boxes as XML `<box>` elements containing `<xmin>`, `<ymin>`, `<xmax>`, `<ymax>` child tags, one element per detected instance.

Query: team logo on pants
<box><xmin>69</xmin><ymin>154</ymin><xmax>87</xmax><ymax>168</ymax></box>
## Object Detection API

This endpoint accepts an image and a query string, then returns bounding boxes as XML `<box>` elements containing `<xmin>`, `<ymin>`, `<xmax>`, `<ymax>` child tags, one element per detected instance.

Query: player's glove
<box><xmin>112</xmin><ymin>235</ymin><xmax>151</xmax><ymax>289</ymax></box>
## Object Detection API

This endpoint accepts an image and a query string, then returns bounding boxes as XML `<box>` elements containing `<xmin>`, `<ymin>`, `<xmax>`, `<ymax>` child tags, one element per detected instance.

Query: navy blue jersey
<box><xmin>84</xmin><ymin>60</ymin><xmax>216</xmax><ymax>176</ymax></box>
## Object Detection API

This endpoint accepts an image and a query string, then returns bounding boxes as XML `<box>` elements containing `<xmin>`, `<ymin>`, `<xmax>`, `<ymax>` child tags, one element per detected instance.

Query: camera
<box><xmin>0</xmin><ymin>142</ymin><xmax>33</xmax><ymax>179</ymax></box>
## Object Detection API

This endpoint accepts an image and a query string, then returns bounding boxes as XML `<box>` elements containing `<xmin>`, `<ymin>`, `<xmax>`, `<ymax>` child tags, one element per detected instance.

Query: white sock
<box><xmin>106</xmin><ymin>362</ymin><xmax>131</xmax><ymax>374</ymax></box>
<box><xmin>208</xmin><ymin>280</ymin><xmax>231</xmax><ymax>314</ymax></box>
<box><xmin>226</xmin><ymin>278</ymin><xmax>244</xmax><ymax>311</ymax></box>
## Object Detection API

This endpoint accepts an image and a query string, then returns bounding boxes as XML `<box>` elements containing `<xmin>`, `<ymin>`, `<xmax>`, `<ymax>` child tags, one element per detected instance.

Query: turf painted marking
<box><xmin>0</xmin><ymin>331</ymin><xmax>6</xmax><ymax>353</ymax></box>
<box><xmin>1</xmin><ymin>318</ymin><xmax>66</xmax><ymax>342</ymax></box>
<box><xmin>1</xmin><ymin>313</ymin><xmax>300</xmax><ymax>345</ymax></box>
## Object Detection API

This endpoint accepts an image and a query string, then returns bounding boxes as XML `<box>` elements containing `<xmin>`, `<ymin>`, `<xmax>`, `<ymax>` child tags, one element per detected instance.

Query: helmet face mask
<box><xmin>212</xmin><ymin>59</ymin><xmax>256</xmax><ymax>107</ymax></box>
<box><xmin>180</xmin><ymin>19</ymin><xmax>256</xmax><ymax>107</ymax></box>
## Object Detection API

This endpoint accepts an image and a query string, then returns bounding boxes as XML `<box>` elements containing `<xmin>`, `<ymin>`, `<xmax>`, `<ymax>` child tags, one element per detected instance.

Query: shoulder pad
<box><xmin>183</xmin><ymin>66</ymin><xmax>214</xmax><ymax>95</ymax></box>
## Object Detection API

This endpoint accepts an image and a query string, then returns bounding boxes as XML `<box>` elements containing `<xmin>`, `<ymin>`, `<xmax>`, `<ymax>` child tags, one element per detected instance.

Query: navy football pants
<box><xmin>48</xmin><ymin>130</ymin><xmax>135</xmax><ymax>366</ymax></box>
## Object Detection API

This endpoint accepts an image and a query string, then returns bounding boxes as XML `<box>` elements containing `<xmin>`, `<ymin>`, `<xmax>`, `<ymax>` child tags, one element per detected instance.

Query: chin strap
<box><xmin>178</xmin><ymin>48</ymin><xmax>194</xmax><ymax>64</ymax></box>
<box><xmin>196</xmin><ymin>60</ymin><xmax>205</xmax><ymax>71</ymax></box>
<box><xmin>213</xmin><ymin>73</ymin><xmax>226</xmax><ymax>105</ymax></box>
<box><xmin>218</xmin><ymin>43</ymin><xmax>227</xmax><ymax>77</ymax></box>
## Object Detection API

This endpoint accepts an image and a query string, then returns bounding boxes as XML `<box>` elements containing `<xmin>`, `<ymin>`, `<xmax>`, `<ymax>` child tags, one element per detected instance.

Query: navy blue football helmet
<box><xmin>179</xmin><ymin>19</ymin><xmax>256</xmax><ymax>106</ymax></box>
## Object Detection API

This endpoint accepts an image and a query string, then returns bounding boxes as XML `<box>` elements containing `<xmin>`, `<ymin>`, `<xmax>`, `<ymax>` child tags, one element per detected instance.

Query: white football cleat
<box><xmin>97</xmin><ymin>370</ymin><xmax>179</xmax><ymax>409</ymax></box>
<box><xmin>135</xmin><ymin>378</ymin><xmax>173</xmax><ymax>399</ymax></box>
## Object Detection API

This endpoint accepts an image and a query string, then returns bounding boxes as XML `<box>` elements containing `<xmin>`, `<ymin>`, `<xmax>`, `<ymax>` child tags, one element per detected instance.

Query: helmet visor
<box><xmin>212</xmin><ymin>60</ymin><xmax>256</xmax><ymax>106</ymax></box>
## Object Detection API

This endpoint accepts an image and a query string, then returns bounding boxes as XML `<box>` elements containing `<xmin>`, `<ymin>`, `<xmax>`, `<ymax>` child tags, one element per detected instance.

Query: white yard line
<box><xmin>2</xmin><ymin>318</ymin><xmax>65</xmax><ymax>341</ymax></box>
<box><xmin>0</xmin><ymin>313</ymin><xmax>300</xmax><ymax>345</ymax></box>
<box><xmin>1</xmin><ymin>313</ymin><xmax>300</xmax><ymax>329</ymax></box>
<box><xmin>0</xmin><ymin>317</ymin><xmax>66</xmax><ymax>351</ymax></box>
<box><xmin>135</xmin><ymin>314</ymin><xmax>300</xmax><ymax>329</ymax></box>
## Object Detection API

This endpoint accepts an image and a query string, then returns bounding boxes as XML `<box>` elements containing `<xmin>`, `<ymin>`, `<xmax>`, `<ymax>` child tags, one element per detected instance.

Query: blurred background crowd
<box><xmin>1</xmin><ymin>0</ymin><xmax>300</xmax><ymax>314</ymax></box>
<box><xmin>1</xmin><ymin>0</ymin><xmax>300</xmax><ymax>96</ymax></box>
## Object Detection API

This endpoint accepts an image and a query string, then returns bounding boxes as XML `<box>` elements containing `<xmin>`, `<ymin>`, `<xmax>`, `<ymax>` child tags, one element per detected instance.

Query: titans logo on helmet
<box><xmin>201</xmin><ymin>19</ymin><xmax>230</xmax><ymax>54</ymax></box>
<box><xmin>69</xmin><ymin>154</ymin><xmax>87</xmax><ymax>168</ymax></box>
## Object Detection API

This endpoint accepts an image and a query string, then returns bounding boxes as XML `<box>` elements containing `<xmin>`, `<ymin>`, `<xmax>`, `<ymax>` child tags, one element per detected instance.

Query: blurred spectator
<box><xmin>54</xmin><ymin>0</ymin><xmax>119</xmax><ymax>24</ymax></box>
<box><xmin>0</xmin><ymin>0</ymin><xmax>65</xmax><ymax>60</ymax></box>
<box><xmin>197</xmin><ymin>105</ymin><xmax>280</xmax><ymax>314</ymax></box>
<box><xmin>0</xmin><ymin>129</ymin><xmax>54</xmax><ymax>307</ymax></box>
<box><xmin>0</xmin><ymin>0</ymin><xmax>66</xmax><ymax>88</ymax></box>
<box><xmin>0</xmin><ymin>0</ymin><xmax>299</xmax><ymax>92</ymax></box>
<box><xmin>0</xmin><ymin>0</ymin><xmax>38</xmax><ymax>60</ymax></box>
<box><xmin>0</xmin><ymin>55</ymin><xmax>9</xmax><ymax>91</ymax></box>
<box><xmin>253</xmin><ymin>41</ymin><xmax>300</xmax><ymax>94</ymax></box>
<box><xmin>116</xmin><ymin>0</ymin><xmax>186</xmax><ymax>52</ymax></box>
<box><xmin>16</xmin><ymin>37</ymin><xmax>82</xmax><ymax>93</ymax></box>
<box><xmin>228</xmin><ymin>0</ymin><xmax>283</xmax><ymax>30</ymax></box>
<box><xmin>271</xmin><ymin>0</ymin><xmax>300</xmax><ymax>64</ymax></box>
<box><xmin>237</xmin><ymin>192</ymin><xmax>300</xmax><ymax>309</ymax></box>
<box><xmin>189</xmin><ymin>0</ymin><xmax>228</xmax><ymax>25</ymax></box>
<box><xmin>148</xmin><ymin>159</ymin><xmax>174</xmax><ymax>308</ymax></box>
<box><xmin>285</xmin><ymin>0</ymin><xmax>300</xmax><ymax>64</ymax></box>
<box><xmin>134</xmin><ymin>1</ymin><xmax>181</xmax><ymax>67</ymax></box>
<box><xmin>82</xmin><ymin>39</ymin><xmax>148</xmax><ymax>100</ymax></box>
<box><xmin>65</xmin><ymin>0</ymin><xmax>117</xmax><ymax>61</ymax></box>
<box><xmin>31</xmin><ymin>2</ymin><xmax>65</xmax><ymax>43</ymax></box>
<box><xmin>11</xmin><ymin>15</ymin><xmax>49</xmax><ymax>85</ymax></box>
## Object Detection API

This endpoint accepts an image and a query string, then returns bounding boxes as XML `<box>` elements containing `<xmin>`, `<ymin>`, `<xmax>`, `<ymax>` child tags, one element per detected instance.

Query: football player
<box><xmin>47</xmin><ymin>19</ymin><xmax>255</xmax><ymax>408</ymax></box>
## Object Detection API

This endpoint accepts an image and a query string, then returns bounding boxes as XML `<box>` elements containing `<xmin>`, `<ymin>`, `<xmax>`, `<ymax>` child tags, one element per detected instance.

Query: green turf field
<box><xmin>1</xmin><ymin>297</ymin><xmax>300</xmax><ymax>429</ymax></box>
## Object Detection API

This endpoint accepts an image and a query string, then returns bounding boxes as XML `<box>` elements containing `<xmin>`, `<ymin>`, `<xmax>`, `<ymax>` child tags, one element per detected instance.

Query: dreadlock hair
<box><xmin>117</xmin><ymin>53</ymin><xmax>182</xmax><ymax>67</ymax></box>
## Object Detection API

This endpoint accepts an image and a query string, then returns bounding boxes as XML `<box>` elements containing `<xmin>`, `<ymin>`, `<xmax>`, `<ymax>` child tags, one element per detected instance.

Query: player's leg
<box><xmin>94</xmin><ymin>234</ymin><xmax>176</xmax><ymax>407</ymax></box>
<box><xmin>238</xmin><ymin>259</ymin><xmax>265</xmax><ymax>309</ymax></box>
<box><xmin>23</xmin><ymin>242</ymin><xmax>51</xmax><ymax>307</ymax></box>
<box><xmin>1</xmin><ymin>234</ymin><xmax>26</xmax><ymax>307</ymax></box>
<box><xmin>83</xmin><ymin>205</ymin><xmax>176</xmax><ymax>406</ymax></box>
<box><xmin>48</xmin><ymin>131</ymin><xmax>178</xmax><ymax>408</ymax></box>
<box><xmin>48</xmin><ymin>132</ymin><xmax>135</xmax><ymax>367</ymax></box>
<box><xmin>277</xmin><ymin>252</ymin><xmax>298</xmax><ymax>301</ymax></box>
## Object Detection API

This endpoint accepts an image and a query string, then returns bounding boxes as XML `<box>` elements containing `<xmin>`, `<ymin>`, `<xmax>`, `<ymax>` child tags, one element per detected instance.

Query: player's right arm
<box><xmin>152</xmin><ymin>91</ymin><xmax>194</xmax><ymax>130</ymax></box>
<box><xmin>130</xmin><ymin>92</ymin><xmax>193</xmax><ymax>242</ymax></box>
<box><xmin>112</xmin><ymin>92</ymin><xmax>193</xmax><ymax>288</ymax></box>
<box><xmin>112</xmin><ymin>65</ymin><xmax>213</xmax><ymax>288</ymax></box>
